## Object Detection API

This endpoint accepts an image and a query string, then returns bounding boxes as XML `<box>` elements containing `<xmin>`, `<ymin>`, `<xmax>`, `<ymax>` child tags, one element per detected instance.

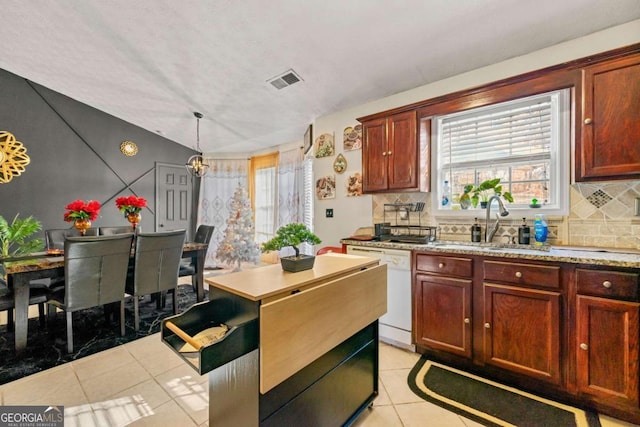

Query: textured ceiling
<box><xmin>1</xmin><ymin>1</ymin><xmax>639</xmax><ymax>154</ymax></box>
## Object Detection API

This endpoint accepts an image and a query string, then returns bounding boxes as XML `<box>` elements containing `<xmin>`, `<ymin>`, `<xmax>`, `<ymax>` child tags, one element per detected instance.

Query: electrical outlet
<box><xmin>326</xmin><ymin>208</ymin><xmax>334</xmax><ymax>218</ymax></box>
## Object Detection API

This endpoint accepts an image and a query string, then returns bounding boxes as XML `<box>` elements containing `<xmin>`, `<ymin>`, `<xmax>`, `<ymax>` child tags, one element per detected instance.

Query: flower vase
<box><xmin>126</xmin><ymin>212</ymin><xmax>141</xmax><ymax>231</ymax></box>
<box><xmin>74</xmin><ymin>218</ymin><xmax>91</xmax><ymax>236</ymax></box>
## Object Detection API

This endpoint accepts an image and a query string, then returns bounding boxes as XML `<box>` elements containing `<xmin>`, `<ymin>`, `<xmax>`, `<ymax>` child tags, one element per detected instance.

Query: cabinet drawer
<box><xmin>415</xmin><ymin>254</ymin><xmax>472</xmax><ymax>278</ymax></box>
<box><xmin>484</xmin><ymin>260</ymin><xmax>560</xmax><ymax>289</ymax></box>
<box><xmin>576</xmin><ymin>268</ymin><xmax>639</xmax><ymax>301</ymax></box>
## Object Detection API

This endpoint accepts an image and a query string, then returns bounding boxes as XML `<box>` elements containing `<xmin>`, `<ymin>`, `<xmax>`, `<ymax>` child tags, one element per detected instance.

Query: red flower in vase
<box><xmin>115</xmin><ymin>195</ymin><xmax>147</xmax><ymax>215</ymax></box>
<box><xmin>63</xmin><ymin>200</ymin><xmax>101</xmax><ymax>222</ymax></box>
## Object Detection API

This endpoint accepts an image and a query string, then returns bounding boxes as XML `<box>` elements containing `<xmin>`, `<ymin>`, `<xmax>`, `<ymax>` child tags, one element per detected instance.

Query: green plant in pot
<box><xmin>0</xmin><ymin>214</ymin><xmax>43</xmax><ymax>258</ymax></box>
<box><xmin>262</xmin><ymin>223</ymin><xmax>322</xmax><ymax>272</ymax></box>
<box><xmin>470</xmin><ymin>178</ymin><xmax>514</xmax><ymax>208</ymax></box>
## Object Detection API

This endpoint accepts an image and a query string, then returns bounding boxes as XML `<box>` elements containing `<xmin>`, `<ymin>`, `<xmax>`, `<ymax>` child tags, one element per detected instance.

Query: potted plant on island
<box><xmin>470</xmin><ymin>178</ymin><xmax>514</xmax><ymax>208</ymax></box>
<box><xmin>261</xmin><ymin>223</ymin><xmax>322</xmax><ymax>272</ymax></box>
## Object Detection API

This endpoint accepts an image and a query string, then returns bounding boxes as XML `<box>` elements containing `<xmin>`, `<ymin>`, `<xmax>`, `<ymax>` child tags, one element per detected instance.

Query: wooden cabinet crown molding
<box><xmin>356</xmin><ymin>43</ymin><xmax>640</xmax><ymax>123</ymax></box>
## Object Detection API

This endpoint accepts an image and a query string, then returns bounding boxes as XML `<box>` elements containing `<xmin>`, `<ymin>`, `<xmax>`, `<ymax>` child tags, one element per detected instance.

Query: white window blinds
<box><xmin>441</xmin><ymin>98</ymin><xmax>552</xmax><ymax>169</ymax></box>
<box><xmin>436</xmin><ymin>88</ymin><xmax>570</xmax><ymax>213</ymax></box>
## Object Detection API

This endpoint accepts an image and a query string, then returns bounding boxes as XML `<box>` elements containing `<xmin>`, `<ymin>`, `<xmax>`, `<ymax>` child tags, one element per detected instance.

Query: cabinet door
<box><xmin>576</xmin><ymin>295</ymin><xmax>639</xmax><ymax>406</ymax></box>
<box><xmin>387</xmin><ymin>111</ymin><xmax>418</xmax><ymax>190</ymax></box>
<box><xmin>362</xmin><ymin>117</ymin><xmax>388</xmax><ymax>192</ymax></box>
<box><xmin>578</xmin><ymin>54</ymin><xmax>640</xmax><ymax>181</ymax></box>
<box><xmin>415</xmin><ymin>274</ymin><xmax>472</xmax><ymax>358</ymax></box>
<box><xmin>483</xmin><ymin>283</ymin><xmax>561</xmax><ymax>384</ymax></box>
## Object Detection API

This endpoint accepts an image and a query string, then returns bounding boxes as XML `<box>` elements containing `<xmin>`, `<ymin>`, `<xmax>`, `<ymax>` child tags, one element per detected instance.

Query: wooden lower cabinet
<box><xmin>483</xmin><ymin>283</ymin><xmax>562</xmax><ymax>385</ymax></box>
<box><xmin>415</xmin><ymin>273</ymin><xmax>472</xmax><ymax>358</ymax></box>
<box><xmin>576</xmin><ymin>295</ymin><xmax>640</xmax><ymax>407</ymax></box>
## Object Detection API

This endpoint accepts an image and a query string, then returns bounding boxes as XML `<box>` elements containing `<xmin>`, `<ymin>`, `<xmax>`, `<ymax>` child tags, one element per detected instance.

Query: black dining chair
<box><xmin>126</xmin><ymin>230</ymin><xmax>186</xmax><ymax>331</ymax></box>
<box><xmin>99</xmin><ymin>226</ymin><xmax>139</xmax><ymax>235</ymax></box>
<box><xmin>179</xmin><ymin>224</ymin><xmax>214</xmax><ymax>291</ymax></box>
<box><xmin>45</xmin><ymin>227</ymin><xmax>99</xmax><ymax>250</ymax></box>
<box><xmin>46</xmin><ymin>233</ymin><xmax>134</xmax><ymax>353</ymax></box>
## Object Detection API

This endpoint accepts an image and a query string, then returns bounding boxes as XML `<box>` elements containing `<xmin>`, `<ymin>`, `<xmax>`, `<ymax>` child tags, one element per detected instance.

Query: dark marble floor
<box><xmin>0</xmin><ymin>284</ymin><xmax>203</xmax><ymax>385</ymax></box>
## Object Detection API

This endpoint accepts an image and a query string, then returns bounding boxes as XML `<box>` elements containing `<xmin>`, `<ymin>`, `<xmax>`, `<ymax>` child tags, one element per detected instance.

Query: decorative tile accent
<box><xmin>372</xmin><ymin>181</ymin><xmax>640</xmax><ymax>249</ymax></box>
<box><xmin>586</xmin><ymin>189</ymin><xmax>612</xmax><ymax>208</ymax></box>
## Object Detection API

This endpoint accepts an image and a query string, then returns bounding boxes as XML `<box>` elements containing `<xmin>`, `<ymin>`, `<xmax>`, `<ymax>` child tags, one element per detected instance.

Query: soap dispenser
<box><xmin>471</xmin><ymin>217</ymin><xmax>482</xmax><ymax>243</ymax></box>
<box><xmin>518</xmin><ymin>218</ymin><xmax>530</xmax><ymax>245</ymax></box>
<box><xmin>534</xmin><ymin>214</ymin><xmax>548</xmax><ymax>245</ymax></box>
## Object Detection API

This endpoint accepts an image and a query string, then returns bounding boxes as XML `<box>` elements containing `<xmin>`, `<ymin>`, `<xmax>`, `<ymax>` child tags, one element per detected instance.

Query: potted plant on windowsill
<box><xmin>261</xmin><ymin>223</ymin><xmax>322</xmax><ymax>272</ymax></box>
<box><xmin>470</xmin><ymin>178</ymin><xmax>514</xmax><ymax>208</ymax></box>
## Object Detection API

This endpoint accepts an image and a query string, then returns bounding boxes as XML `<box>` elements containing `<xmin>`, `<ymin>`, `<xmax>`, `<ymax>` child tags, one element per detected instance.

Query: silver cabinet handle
<box><xmin>602</xmin><ymin>280</ymin><xmax>612</xmax><ymax>288</ymax></box>
<box><xmin>580</xmin><ymin>343</ymin><xmax>588</xmax><ymax>351</ymax></box>
<box><xmin>515</xmin><ymin>271</ymin><xmax>522</xmax><ymax>278</ymax></box>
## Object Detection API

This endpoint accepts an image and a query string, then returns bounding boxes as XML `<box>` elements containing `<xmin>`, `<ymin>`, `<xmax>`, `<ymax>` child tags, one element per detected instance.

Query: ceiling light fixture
<box><xmin>185</xmin><ymin>112</ymin><xmax>209</xmax><ymax>178</ymax></box>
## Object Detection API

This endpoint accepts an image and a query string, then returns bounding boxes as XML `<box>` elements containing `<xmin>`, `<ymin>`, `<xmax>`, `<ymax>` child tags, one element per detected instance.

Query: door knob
<box><xmin>515</xmin><ymin>271</ymin><xmax>522</xmax><ymax>278</ymax></box>
<box><xmin>464</xmin><ymin>318</ymin><xmax>470</xmax><ymax>324</ymax></box>
<box><xmin>602</xmin><ymin>280</ymin><xmax>612</xmax><ymax>288</ymax></box>
<box><xmin>580</xmin><ymin>343</ymin><xmax>588</xmax><ymax>351</ymax></box>
<box><xmin>159</xmin><ymin>224</ymin><xmax>164</xmax><ymax>228</ymax></box>
<box><xmin>584</xmin><ymin>118</ymin><xmax>592</xmax><ymax>125</ymax></box>
<box><xmin>484</xmin><ymin>323</ymin><xmax>491</xmax><ymax>329</ymax></box>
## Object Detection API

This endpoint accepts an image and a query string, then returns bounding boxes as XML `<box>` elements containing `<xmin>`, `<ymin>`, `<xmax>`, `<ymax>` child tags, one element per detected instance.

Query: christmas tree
<box><xmin>216</xmin><ymin>184</ymin><xmax>261</xmax><ymax>271</ymax></box>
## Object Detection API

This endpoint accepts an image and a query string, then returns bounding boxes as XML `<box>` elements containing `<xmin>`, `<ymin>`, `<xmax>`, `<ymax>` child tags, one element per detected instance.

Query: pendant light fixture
<box><xmin>185</xmin><ymin>111</ymin><xmax>209</xmax><ymax>177</ymax></box>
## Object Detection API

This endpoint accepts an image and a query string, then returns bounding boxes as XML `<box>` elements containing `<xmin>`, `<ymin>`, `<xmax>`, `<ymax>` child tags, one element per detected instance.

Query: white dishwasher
<box><xmin>346</xmin><ymin>245</ymin><xmax>414</xmax><ymax>351</ymax></box>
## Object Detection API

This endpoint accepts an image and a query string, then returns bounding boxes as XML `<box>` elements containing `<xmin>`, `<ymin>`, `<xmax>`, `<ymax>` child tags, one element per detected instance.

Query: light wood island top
<box><xmin>205</xmin><ymin>253</ymin><xmax>378</xmax><ymax>301</ymax></box>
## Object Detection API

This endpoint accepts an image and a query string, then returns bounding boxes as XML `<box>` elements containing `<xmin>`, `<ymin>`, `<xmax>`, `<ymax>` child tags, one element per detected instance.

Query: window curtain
<box><xmin>277</xmin><ymin>147</ymin><xmax>310</xmax><ymax>255</ymax></box>
<box><xmin>198</xmin><ymin>158</ymin><xmax>249</xmax><ymax>267</ymax></box>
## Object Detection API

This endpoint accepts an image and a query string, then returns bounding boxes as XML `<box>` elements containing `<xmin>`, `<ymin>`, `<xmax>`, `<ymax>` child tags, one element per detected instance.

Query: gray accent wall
<box><xmin>0</xmin><ymin>68</ymin><xmax>200</xmax><ymax>241</ymax></box>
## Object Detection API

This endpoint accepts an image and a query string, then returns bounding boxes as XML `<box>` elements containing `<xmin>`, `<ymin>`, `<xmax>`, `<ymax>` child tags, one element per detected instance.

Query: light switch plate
<box><xmin>326</xmin><ymin>208</ymin><xmax>334</xmax><ymax>218</ymax></box>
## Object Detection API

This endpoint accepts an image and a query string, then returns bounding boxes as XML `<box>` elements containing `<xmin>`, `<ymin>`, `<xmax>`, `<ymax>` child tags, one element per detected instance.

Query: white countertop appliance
<box><xmin>346</xmin><ymin>245</ymin><xmax>414</xmax><ymax>351</ymax></box>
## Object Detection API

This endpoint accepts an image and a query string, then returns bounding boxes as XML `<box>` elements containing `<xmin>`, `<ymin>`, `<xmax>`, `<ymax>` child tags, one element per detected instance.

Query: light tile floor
<box><xmin>1</xmin><ymin>337</ymin><xmax>638</xmax><ymax>426</ymax></box>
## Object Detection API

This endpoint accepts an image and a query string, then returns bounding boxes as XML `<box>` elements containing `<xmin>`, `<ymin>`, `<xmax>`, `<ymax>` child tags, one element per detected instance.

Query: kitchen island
<box><xmin>162</xmin><ymin>253</ymin><xmax>387</xmax><ymax>427</ymax></box>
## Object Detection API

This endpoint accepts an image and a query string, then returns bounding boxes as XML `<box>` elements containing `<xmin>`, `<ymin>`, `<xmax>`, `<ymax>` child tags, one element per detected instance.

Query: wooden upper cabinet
<box><xmin>577</xmin><ymin>53</ymin><xmax>640</xmax><ymax>181</ymax></box>
<box><xmin>362</xmin><ymin>117</ymin><xmax>388</xmax><ymax>192</ymax></box>
<box><xmin>361</xmin><ymin>110</ymin><xmax>425</xmax><ymax>193</ymax></box>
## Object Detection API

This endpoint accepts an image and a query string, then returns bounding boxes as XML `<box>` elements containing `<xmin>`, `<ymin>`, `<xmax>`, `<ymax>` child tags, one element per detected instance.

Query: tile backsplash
<box><xmin>372</xmin><ymin>181</ymin><xmax>640</xmax><ymax>249</ymax></box>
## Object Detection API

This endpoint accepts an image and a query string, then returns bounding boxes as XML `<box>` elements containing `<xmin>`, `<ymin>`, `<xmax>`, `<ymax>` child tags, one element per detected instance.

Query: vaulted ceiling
<box><xmin>2</xmin><ymin>1</ymin><xmax>639</xmax><ymax>154</ymax></box>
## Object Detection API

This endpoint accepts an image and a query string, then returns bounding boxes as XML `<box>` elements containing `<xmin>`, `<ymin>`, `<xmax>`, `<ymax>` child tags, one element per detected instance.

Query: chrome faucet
<box><xmin>485</xmin><ymin>195</ymin><xmax>510</xmax><ymax>242</ymax></box>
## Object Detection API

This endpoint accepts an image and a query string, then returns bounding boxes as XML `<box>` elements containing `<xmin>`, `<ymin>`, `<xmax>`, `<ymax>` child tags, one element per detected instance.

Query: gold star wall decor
<box><xmin>120</xmin><ymin>140</ymin><xmax>138</xmax><ymax>156</ymax></box>
<box><xmin>0</xmin><ymin>131</ymin><xmax>31</xmax><ymax>184</ymax></box>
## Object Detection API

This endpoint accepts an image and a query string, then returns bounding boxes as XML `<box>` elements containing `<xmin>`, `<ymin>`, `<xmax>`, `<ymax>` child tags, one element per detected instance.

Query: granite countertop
<box><xmin>340</xmin><ymin>239</ymin><xmax>640</xmax><ymax>269</ymax></box>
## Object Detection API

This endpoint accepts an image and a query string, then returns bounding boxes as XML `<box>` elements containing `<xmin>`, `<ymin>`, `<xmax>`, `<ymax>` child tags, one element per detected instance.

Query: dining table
<box><xmin>2</xmin><ymin>242</ymin><xmax>208</xmax><ymax>355</ymax></box>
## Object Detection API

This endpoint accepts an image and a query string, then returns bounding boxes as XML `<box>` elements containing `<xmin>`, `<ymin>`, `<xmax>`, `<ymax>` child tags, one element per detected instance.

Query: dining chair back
<box><xmin>179</xmin><ymin>225</ymin><xmax>214</xmax><ymax>289</ymax></box>
<box><xmin>45</xmin><ymin>228</ymin><xmax>99</xmax><ymax>250</ymax></box>
<box><xmin>47</xmin><ymin>233</ymin><xmax>134</xmax><ymax>353</ymax></box>
<box><xmin>99</xmin><ymin>226</ymin><xmax>139</xmax><ymax>235</ymax></box>
<box><xmin>126</xmin><ymin>230</ymin><xmax>186</xmax><ymax>331</ymax></box>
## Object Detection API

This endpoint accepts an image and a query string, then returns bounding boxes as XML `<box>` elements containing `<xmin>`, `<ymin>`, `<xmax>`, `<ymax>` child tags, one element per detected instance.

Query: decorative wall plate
<box><xmin>343</xmin><ymin>125</ymin><xmax>362</xmax><ymax>151</ymax></box>
<box><xmin>346</xmin><ymin>172</ymin><xmax>363</xmax><ymax>197</ymax></box>
<box><xmin>315</xmin><ymin>133</ymin><xmax>334</xmax><ymax>158</ymax></box>
<box><xmin>316</xmin><ymin>175</ymin><xmax>336</xmax><ymax>200</ymax></box>
<box><xmin>333</xmin><ymin>153</ymin><xmax>347</xmax><ymax>174</ymax></box>
<box><xmin>0</xmin><ymin>131</ymin><xmax>30</xmax><ymax>184</ymax></box>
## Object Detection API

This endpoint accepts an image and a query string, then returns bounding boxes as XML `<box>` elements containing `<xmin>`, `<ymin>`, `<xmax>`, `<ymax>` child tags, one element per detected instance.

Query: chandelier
<box><xmin>185</xmin><ymin>112</ymin><xmax>209</xmax><ymax>177</ymax></box>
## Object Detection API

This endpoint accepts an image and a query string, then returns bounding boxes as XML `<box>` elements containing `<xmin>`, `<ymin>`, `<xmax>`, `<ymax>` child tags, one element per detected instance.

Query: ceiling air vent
<box><xmin>267</xmin><ymin>69</ymin><xmax>303</xmax><ymax>90</ymax></box>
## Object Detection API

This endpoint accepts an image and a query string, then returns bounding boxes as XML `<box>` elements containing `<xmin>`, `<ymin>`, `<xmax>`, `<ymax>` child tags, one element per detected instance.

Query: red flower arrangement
<box><xmin>63</xmin><ymin>200</ymin><xmax>101</xmax><ymax>222</ymax></box>
<box><xmin>115</xmin><ymin>195</ymin><xmax>147</xmax><ymax>215</ymax></box>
